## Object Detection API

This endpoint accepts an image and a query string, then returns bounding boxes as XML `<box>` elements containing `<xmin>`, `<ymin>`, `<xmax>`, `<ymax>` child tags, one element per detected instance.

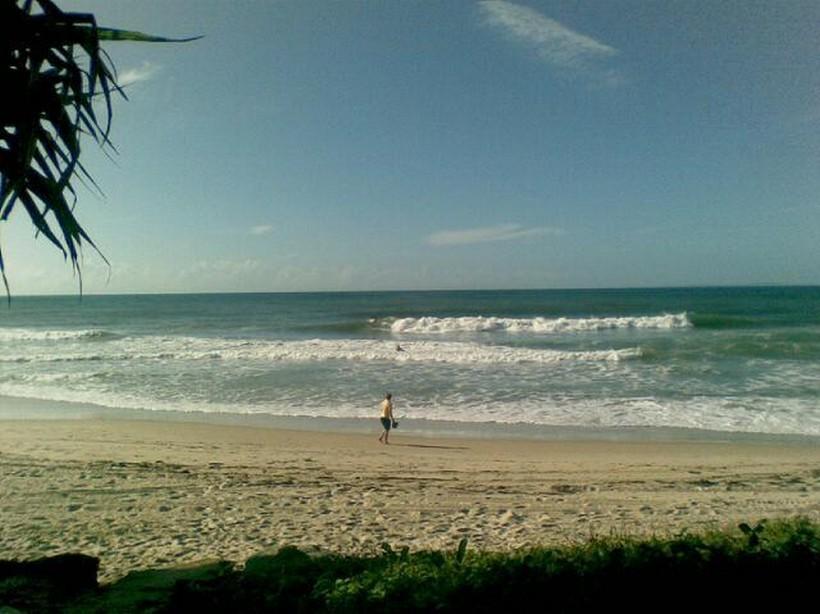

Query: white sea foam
<box><xmin>0</xmin><ymin>328</ymin><xmax>113</xmax><ymax>342</ymax></box>
<box><xmin>0</xmin><ymin>336</ymin><xmax>642</xmax><ymax>365</ymax></box>
<box><xmin>212</xmin><ymin>339</ymin><xmax>642</xmax><ymax>364</ymax></box>
<box><xmin>383</xmin><ymin>313</ymin><xmax>691</xmax><ymax>334</ymax></box>
<box><xmin>2</xmin><ymin>381</ymin><xmax>818</xmax><ymax>436</ymax></box>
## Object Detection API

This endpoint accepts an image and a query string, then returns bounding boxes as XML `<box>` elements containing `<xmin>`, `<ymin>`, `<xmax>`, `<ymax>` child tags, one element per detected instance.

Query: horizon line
<box><xmin>8</xmin><ymin>282</ymin><xmax>818</xmax><ymax>299</ymax></box>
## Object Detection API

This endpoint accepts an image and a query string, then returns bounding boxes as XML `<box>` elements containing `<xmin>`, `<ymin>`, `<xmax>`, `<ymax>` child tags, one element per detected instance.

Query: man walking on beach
<box><xmin>378</xmin><ymin>393</ymin><xmax>395</xmax><ymax>444</ymax></box>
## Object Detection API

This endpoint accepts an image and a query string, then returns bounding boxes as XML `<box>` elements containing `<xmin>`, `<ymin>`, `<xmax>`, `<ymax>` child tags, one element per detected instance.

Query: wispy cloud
<box><xmin>427</xmin><ymin>224</ymin><xmax>563</xmax><ymax>247</ymax></box>
<box><xmin>250</xmin><ymin>225</ymin><xmax>274</xmax><ymax>236</ymax></box>
<box><xmin>479</xmin><ymin>1</ymin><xmax>620</xmax><ymax>83</ymax></box>
<box><xmin>118</xmin><ymin>61</ymin><xmax>161</xmax><ymax>87</ymax></box>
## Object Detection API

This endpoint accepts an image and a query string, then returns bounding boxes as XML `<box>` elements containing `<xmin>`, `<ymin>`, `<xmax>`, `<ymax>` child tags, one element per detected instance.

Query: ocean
<box><xmin>1</xmin><ymin>287</ymin><xmax>819</xmax><ymax>438</ymax></box>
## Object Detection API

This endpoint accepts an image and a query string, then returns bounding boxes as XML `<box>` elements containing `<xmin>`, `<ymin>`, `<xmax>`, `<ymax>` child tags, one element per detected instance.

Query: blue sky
<box><xmin>5</xmin><ymin>0</ymin><xmax>820</xmax><ymax>293</ymax></box>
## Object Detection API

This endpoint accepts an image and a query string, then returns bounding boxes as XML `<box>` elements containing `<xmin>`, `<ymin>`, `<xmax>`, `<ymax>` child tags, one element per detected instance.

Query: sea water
<box><xmin>1</xmin><ymin>287</ymin><xmax>819</xmax><ymax>437</ymax></box>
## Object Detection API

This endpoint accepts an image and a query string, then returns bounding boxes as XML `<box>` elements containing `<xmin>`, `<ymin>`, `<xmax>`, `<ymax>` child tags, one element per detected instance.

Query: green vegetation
<box><xmin>0</xmin><ymin>0</ymin><xmax>197</xmax><ymax>294</ymax></box>
<box><xmin>3</xmin><ymin>518</ymin><xmax>818</xmax><ymax>612</ymax></box>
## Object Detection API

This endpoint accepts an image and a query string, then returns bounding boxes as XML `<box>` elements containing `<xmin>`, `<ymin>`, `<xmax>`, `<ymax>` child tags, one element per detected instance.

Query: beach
<box><xmin>1</xmin><ymin>416</ymin><xmax>818</xmax><ymax>583</ymax></box>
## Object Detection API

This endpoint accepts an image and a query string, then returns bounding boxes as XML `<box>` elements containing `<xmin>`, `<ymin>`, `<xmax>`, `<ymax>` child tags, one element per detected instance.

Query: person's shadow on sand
<box><xmin>390</xmin><ymin>443</ymin><xmax>469</xmax><ymax>450</ymax></box>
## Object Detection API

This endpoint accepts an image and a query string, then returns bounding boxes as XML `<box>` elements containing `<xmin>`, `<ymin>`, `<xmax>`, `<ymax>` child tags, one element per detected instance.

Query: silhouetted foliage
<box><xmin>0</xmin><ymin>0</ymin><xmax>198</xmax><ymax>295</ymax></box>
<box><xmin>3</xmin><ymin>518</ymin><xmax>817</xmax><ymax>613</ymax></box>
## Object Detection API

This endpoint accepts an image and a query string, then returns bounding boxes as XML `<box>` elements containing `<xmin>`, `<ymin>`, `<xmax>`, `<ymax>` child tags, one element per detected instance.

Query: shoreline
<box><xmin>2</xmin><ymin>394</ymin><xmax>818</xmax><ymax>446</ymax></box>
<box><xmin>1</xmin><ymin>409</ymin><xmax>818</xmax><ymax>582</ymax></box>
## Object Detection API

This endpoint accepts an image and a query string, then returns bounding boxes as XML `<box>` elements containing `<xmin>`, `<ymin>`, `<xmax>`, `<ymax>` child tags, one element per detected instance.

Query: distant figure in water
<box><xmin>378</xmin><ymin>393</ymin><xmax>395</xmax><ymax>444</ymax></box>
<box><xmin>396</xmin><ymin>344</ymin><xmax>405</xmax><ymax>352</ymax></box>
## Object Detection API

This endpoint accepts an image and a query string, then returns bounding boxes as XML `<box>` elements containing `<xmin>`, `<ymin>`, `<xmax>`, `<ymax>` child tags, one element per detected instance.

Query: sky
<box><xmin>4</xmin><ymin>0</ymin><xmax>820</xmax><ymax>294</ymax></box>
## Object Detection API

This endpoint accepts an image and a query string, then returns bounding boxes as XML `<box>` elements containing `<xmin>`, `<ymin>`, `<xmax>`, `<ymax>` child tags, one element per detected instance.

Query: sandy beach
<box><xmin>1</xmin><ymin>417</ymin><xmax>818</xmax><ymax>583</ymax></box>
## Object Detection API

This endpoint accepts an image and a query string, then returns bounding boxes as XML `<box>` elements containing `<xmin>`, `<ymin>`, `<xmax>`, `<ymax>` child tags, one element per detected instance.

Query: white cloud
<box><xmin>250</xmin><ymin>225</ymin><xmax>274</xmax><ymax>236</ymax></box>
<box><xmin>427</xmin><ymin>224</ymin><xmax>563</xmax><ymax>247</ymax></box>
<box><xmin>479</xmin><ymin>1</ymin><xmax>619</xmax><ymax>78</ymax></box>
<box><xmin>118</xmin><ymin>61</ymin><xmax>161</xmax><ymax>87</ymax></box>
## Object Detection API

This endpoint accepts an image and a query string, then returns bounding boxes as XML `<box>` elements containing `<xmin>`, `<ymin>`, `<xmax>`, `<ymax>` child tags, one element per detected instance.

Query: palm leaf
<box><xmin>0</xmin><ymin>0</ymin><xmax>198</xmax><ymax>297</ymax></box>
<box><xmin>97</xmin><ymin>28</ymin><xmax>202</xmax><ymax>44</ymax></box>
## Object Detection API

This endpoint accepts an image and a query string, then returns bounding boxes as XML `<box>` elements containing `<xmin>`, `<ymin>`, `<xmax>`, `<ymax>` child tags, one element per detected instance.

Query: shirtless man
<box><xmin>378</xmin><ymin>393</ymin><xmax>395</xmax><ymax>444</ymax></box>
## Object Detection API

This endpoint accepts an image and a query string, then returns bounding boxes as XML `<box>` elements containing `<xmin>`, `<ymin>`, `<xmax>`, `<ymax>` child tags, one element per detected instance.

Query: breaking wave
<box><xmin>0</xmin><ymin>336</ymin><xmax>642</xmax><ymax>365</ymax></box>
<box><xmin>0</xmin><ymin>328</ymin><xmax>119</xmax><ymax>342</ymax></box>
<box><xmin>378</xmin><ymin>313</ymin><xmax>691</xmax><ymax>334</ymax></box>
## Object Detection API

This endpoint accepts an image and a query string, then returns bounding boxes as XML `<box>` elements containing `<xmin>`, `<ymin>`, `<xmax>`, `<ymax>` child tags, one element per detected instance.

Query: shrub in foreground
<box><xmin>2</xmin><ymin>518</ymin><xmax>818</xmax><ymax>612</ymax></box>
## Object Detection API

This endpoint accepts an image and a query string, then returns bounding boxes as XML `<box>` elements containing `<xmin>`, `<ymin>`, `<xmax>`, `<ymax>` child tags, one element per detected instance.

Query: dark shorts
<box><xmin>380</xmin><ymin>417</ymin><xmax>392</xmax><ymax>431</ymax></box>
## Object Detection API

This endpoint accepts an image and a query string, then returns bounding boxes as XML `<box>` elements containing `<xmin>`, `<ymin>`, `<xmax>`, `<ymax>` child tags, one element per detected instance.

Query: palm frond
<box><xmin>0</xmin><ymin>0</ymin><xmax>199</xmax><ymax>297</ymax></box>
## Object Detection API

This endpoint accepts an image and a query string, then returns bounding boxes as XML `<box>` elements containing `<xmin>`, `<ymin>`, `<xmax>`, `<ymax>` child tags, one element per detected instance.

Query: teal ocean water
<box><xmin>1</xmin><ymin>287</ymin><xmax>819</xmax><ymax>436</ymax></box>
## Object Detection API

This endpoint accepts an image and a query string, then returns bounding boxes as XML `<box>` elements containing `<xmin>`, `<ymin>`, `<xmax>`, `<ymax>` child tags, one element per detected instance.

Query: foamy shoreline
<box><xmin>2</xmin><ymin>394</ymin><xmax>818</xmax><ymax>445</ymax></box>
<box><xmin>1</xmin><ymin>397</ymin><xmax>819</xmax><ymax>583</ymax></box>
